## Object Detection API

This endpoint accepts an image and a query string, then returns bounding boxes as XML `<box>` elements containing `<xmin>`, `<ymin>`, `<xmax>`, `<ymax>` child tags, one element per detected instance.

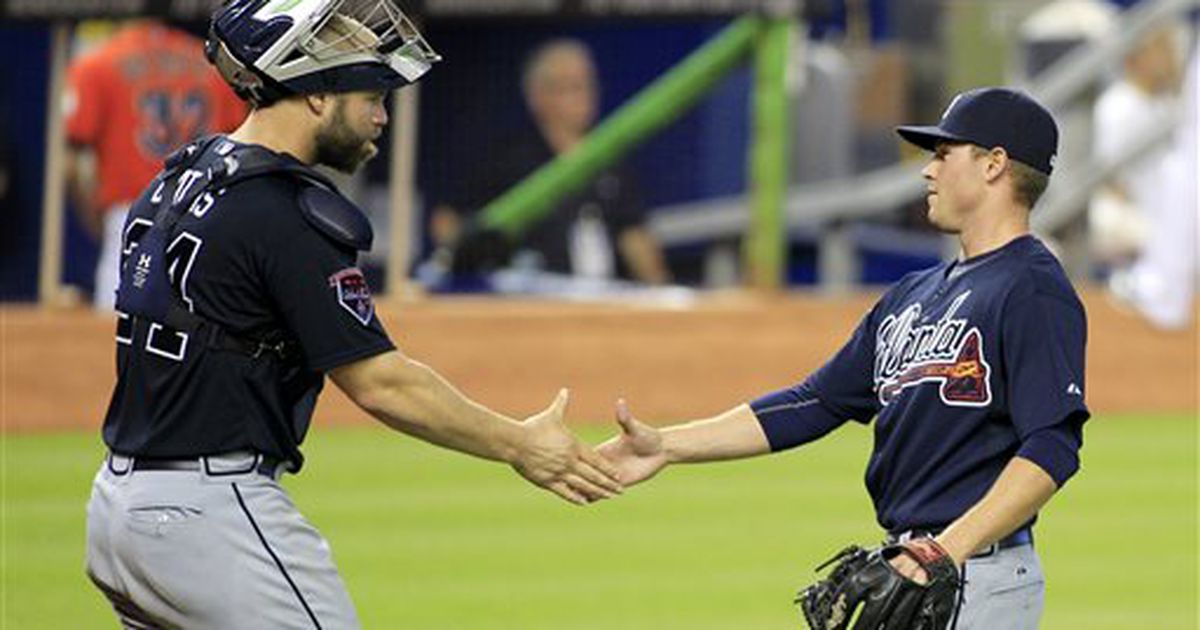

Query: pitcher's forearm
<box><xmin>662</xmin><ymin>404</ymin><xmax>771</xmax><ymax>464</ymax></box>
<box><xmin>937</xmin><ymin>457</ymin><xmax>1057</xmax><ymax>563</ymax></box>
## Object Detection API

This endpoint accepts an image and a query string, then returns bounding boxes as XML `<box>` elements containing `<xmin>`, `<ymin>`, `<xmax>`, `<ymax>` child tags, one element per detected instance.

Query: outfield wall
<box><xmin>2</xmin><ymin>290</ymin><xmax>1195</xmax><ymax>433</ymax></box>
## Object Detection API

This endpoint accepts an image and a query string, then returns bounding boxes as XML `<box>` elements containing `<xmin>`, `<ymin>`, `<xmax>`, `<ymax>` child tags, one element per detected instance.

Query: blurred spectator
<box><xmin>64</xmin><ymin>19</ymin><xmax>246</xmax><ymax>310</ymax></box>
<box><xmin>1088</xmin><ymin>24</ymin><xmax>1183</xmax><ymax>267</ymax></box>
<box><xmin>431</xmin><ymin>39</ymin><xmax>670</xmax><ymax>284</ymax></box>
<box><xmin>1108</xmin><ymin>41</ymin><xmax>1197</xmax><ymax>330</ymax></box>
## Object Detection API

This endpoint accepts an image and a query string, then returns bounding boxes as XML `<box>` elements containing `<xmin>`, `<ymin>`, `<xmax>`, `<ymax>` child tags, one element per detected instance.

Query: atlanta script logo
<box><xmin>874</xmin><ymin>291</ymin><xmax>992</xmax><ymax>407</ymax></box>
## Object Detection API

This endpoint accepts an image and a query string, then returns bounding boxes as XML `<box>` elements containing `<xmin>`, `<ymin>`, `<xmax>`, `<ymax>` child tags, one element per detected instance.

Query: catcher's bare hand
<box><xmin>512</xmin><ymin>389</ymin><xmax>624</xmax><ymax>505</ymax></box>
<box><xmin>596</xmin><ymin>398</ymin><xmax>668</xmax><ymax>487</ymax></box>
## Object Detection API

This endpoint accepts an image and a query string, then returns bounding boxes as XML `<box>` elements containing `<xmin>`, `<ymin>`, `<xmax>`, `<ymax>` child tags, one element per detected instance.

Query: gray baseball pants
<box><xmin>86</xmin><ymin>452</ymin><xmax>360</xmax><ymax>629</ymax></box>
<box><xmin>951</xmin><ymin>543</ymin><xmax>1045</xmax><ymax>629</ymax></box>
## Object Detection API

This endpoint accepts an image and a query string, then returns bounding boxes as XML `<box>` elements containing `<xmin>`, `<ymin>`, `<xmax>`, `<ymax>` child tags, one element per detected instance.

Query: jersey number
<box><xmin>116</xmin><ymin>219</ymin><xmax>203</xmax><ymax>361</ymax></box>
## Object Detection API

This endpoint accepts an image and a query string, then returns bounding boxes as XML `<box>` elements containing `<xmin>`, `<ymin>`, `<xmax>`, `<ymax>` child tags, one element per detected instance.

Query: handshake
<box><xmin>507</xmin><ymin>391</ymin><xmax>666</xmax><ymax>506</ymax></box>
<box><xmin>333</xmin><ymin>352</ymin><xmax>761</xmax><ymax>507</ymax></box>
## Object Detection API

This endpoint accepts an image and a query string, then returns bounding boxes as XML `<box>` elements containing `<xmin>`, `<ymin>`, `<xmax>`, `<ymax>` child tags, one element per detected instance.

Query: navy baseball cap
<box><xmin>896</xmin><ymin>87</ymin><xmax>1059</xmax><ymax>174</ymax></box>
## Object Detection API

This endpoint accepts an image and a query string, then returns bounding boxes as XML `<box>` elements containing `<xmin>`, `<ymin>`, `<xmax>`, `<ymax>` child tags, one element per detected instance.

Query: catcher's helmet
<box><xmin>206</xmin><ymin>0</ymin><xmax>440</xmax><ymax>105</ymax></box>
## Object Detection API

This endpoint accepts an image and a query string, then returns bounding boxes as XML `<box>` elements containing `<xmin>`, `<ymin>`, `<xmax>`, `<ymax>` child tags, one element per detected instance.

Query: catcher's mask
<box><xmin>206</xmin><ymin>0</ymin><xmax>441</xmax><ymax>106</ymax></box>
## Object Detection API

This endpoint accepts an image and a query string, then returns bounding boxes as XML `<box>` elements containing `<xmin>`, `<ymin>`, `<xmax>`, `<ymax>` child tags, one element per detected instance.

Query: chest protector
<box><xmin>115</xmin><ymin>135</ymin><xmax>372</xmax><ymax>358</ymax></box>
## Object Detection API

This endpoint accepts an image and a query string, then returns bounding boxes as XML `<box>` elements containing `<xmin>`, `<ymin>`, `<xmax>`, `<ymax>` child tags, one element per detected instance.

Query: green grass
<box><xmin>3</xmin><ymin>415</ymin><xmax>1195</xmax><ymax>628</ymax></box>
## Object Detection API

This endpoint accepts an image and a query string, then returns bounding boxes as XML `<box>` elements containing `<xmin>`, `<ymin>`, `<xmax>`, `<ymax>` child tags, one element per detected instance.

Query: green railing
<box><xmin>746</xmin><ymin>18</ymin><xmax>791</xmax><ymax>289</ymax></box>
<box><xmin>477</xmin><ymin>15</ymin><xmax>792</xmax><ymax>289</ymax></box>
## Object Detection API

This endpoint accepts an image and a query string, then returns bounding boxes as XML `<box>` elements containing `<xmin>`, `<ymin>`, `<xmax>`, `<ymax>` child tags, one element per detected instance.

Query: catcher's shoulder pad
<box><xmin>214</xmin><ymin>142</ymin><xmax>374</xmax><ymax>252</ymax></box>
<box><xmin>297</xmin><ymin>184</ymin><xmax>373</xmax><ymax>252</ymax></box>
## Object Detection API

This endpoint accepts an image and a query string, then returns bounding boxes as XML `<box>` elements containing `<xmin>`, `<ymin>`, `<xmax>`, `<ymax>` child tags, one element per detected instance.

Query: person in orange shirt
<box><xmin>64</xmin><ymin>19</ymin><xmax>246</xmax><ymax>310</ymax></box>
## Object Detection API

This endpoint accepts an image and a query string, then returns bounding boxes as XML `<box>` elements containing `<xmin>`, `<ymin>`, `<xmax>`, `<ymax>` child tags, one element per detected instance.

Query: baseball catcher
<box><xmin>797</xmin><ymin>538</ymin><xmax>961</xmax><ymax>630</ymax></box>
<box><xmin>84</xmin><ymin>1</ymin><xmax>623</xmax><ymax>627</ymax></box>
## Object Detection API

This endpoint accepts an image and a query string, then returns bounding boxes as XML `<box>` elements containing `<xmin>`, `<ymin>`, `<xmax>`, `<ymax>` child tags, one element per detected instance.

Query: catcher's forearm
<box><xmin>661</xmin><ymin>404</ymin><xmax>771</xmax><ymax>463</ymax></box>
<box><xmin>936</xmin><ymin>457</ymin><xmax>1057</xmax><ymax>564</ymax></box>
<box><xmin>331</xmin><ymin>351</ymin><xmax>522</xmax><ymax>463</ymax></box>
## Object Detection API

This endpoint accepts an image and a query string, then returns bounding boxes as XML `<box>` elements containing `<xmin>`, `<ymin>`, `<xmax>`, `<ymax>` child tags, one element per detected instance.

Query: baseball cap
<box><xmin>896</xmin><ymin>87</ymin><xmax>1059</xmax><ymax>174</ymax></box>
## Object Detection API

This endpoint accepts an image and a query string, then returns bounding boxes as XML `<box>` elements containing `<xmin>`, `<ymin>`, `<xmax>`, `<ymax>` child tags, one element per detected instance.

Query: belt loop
<box><xmin>256</xmin><ymin>454</ymin><xmax>288</xmax><ymax>481</ymax></box>
<box><xmin>259</xmin><ymin>455</ymin><xmax>277</xmax><ymax>481</ymax></box>
<box><xmin>106</xmin><ymin>453</ymin><xmax>133</xmax><ymax>476</ymax></box>
<box><xmin>200</xmin><ymin>451</ymin><xmax>260</xmax><ymax>477</ymax></box>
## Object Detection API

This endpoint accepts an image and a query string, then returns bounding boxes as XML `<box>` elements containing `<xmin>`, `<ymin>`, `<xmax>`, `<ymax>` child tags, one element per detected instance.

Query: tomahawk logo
<box><xmin>874</xmin><ymin>291</ymin><xmax>992</xmax><ymax>407</ymax></box>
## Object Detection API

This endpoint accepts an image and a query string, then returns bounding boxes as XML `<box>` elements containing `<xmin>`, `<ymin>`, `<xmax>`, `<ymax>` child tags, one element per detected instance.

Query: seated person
<box><xmin>432</xmin><ymin>39</ymin><xmax>670</xmax><ymax>284</ymax></box>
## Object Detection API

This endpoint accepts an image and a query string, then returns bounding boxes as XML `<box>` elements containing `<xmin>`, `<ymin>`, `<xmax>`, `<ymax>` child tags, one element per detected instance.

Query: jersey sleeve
<box><xmin>1001</xmin><ymin>285</ymin><xmax>1089</xmax><ymax>435</ymax></box>
<box><xmin>750</xmin><ymin>379</ymin><xmax>852</xmax><ymax>451</ymax></box>
<box><xmin>64</xmin><ymin>54</ymin><xmax>106</xmax><ymax>146</ymax></box>
<box><xmin>260</xmin><ymin>201</ymin><xmax>395</xmax><ymax>372</ymax></box>
<box><xmin>1001</xmin><ymin>283</ymin><xmax>1090</xmax><ymax>485</ymax></box>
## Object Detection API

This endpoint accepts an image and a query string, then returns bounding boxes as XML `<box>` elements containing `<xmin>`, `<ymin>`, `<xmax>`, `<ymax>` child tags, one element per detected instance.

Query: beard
<box><xmin>314</xmin><ymin>99</ymin><xmax>377</xmax><ymax>174</ymax></box>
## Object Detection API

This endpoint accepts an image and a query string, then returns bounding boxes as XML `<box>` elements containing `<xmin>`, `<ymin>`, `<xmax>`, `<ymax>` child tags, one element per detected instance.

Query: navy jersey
<box><xmin>753</xmin><ymin>235</ymin><xmax>1089</xmax><ymax>531</ymax></box>
<box><xmin>102</xmin><ymin>137</ymin><xmax>395</xmax><ymax>469</ymax></box>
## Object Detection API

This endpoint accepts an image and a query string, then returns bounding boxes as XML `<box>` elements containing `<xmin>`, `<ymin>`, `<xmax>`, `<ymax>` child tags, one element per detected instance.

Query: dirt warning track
<box><xmin>3</xmin><ymin>291</ymin><xmax>1194</xmax><ymax>432</ymax></box>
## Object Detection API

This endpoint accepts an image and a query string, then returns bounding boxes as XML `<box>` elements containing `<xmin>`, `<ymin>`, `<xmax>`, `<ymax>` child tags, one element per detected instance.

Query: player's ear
<box><xmin>304</xmin><ymin>93</ymin><xmax>333</xmax><ymax>117</ymax></box>
<box><xmin>984</xmin><ymin>147</ymin><xmax>1009</xmax><ymax>184</ymax></box>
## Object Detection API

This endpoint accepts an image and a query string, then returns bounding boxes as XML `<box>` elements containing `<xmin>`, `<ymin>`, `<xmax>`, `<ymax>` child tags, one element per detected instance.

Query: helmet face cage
<box><xmin>210</xmin><ymin>0</ymin><xmax>440</xmax><ymax>104</ymax></box>
<box><xmin>299</xmin><ymin>0</ymin><xmax>440</xmax><ymax>83</ymax></box>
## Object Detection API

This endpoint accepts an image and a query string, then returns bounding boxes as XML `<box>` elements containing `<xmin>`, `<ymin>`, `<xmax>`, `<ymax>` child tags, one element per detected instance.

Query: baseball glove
<box><xmin>796</xmin><ymin>538</ymin><xmax>961</xmax><ymax>630</ymax></box>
